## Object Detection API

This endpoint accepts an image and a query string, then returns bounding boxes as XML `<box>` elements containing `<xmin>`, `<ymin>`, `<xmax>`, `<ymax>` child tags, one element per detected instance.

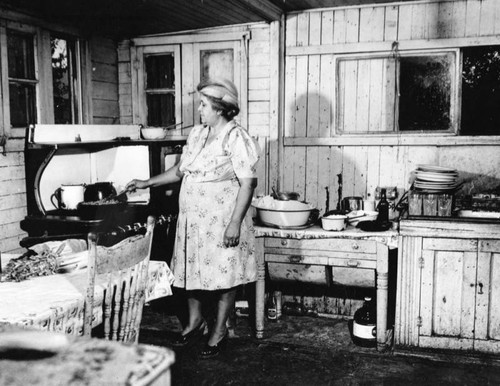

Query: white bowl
<box><xmin>141</xmin><ymin>127</ymin><xmax>167</xmax><ymax>140</ymax></box>
<box><xmin>253</xmin><ymin>200</ymin><xmax>315</xmax><ymax>227</ymax></box>
<box><xmin>321</xmin><ymin>214</ymin><xmax>347</xmax><ymax>231</ymax></box>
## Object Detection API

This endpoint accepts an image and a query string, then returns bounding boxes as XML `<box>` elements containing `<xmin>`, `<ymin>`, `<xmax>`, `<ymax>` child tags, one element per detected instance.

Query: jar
<box><xmin>352</xmin><ymin>296</ymin><xmax>376</xmax><ymax>348</ymax></box>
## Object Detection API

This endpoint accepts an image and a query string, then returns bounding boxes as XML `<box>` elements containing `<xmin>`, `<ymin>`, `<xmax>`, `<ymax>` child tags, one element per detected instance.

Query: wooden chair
<box><xmin>83</xmin><ymin>216</ymin><xmax>155</xmax><ymax>343</ymax></box>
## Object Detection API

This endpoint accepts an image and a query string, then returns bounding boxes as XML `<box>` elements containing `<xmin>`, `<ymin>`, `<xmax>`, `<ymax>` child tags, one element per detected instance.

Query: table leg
<box><xmin>376</xmin><ymin>243</ymin><xmax>389</xmax><ymax>352</ymax></box>
<box><xmin>255</xmin><ymin>237</ymin><xmax>265</xmax><ymax>339</ymax></box>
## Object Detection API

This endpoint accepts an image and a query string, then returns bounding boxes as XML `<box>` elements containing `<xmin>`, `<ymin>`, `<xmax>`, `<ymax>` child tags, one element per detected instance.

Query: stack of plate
<box><xmin>414</xmin><ymin>164</ymin><xmax>459</xmax><ymax>193</ymax></box>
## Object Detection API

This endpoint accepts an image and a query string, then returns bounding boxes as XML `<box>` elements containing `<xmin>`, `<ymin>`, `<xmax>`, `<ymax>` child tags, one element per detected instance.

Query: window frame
<box><xmin>0</xmin><ymin>20</ymin><xmax>88</xmax><ymax>139</ymax></box>
<box><xmin>333</xmin><ymin>48</ymin><xmax>461</xmax><ymax>136</ymax></box>
<box><xmin>135</xmin><ymin>44</ymin><xmax>181</xmax><ymax>128</ymax></box>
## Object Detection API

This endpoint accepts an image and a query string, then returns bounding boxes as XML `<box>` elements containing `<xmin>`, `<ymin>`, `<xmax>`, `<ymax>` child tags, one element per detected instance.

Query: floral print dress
<box><xmin>171</xmin><ymin>121</ymin><xmax>260</xmax><ymax>290</ymax></box>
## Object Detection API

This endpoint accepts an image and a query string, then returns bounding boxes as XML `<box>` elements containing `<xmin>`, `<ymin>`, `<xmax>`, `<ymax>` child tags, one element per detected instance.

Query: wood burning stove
<box><xmin>21</xmin><ymin>124</ymin><xmax>186</xmax><ymax>261</ymax></box>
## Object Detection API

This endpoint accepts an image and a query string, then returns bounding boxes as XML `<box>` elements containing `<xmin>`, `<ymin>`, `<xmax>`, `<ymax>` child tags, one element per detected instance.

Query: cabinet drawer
<box><xmin>265</xmin><ymin>253</ymin><xmax>329</xmax><ymax>265</ymax></box>
<box><xmin>479</xmin><ymin>239</ymin><xmax>500</xmax><ymax>253</ymax></box>
<box><xmin>329</xmin><ymin>257</ymin><xmax>376</xmax><ymax>270</ymax></box>
<box><xmin>332</xmin><ymin>267</ymin><xmax>375</xmax><ymax>287</ymax></box>
<box><xmin>422</xmin><ymin>237</ymin><xmax>477</xmax><ymax>252</ymax></box>
<box><xmin>266</xmin><ymin>254</ymin><xmax>330</xmax><ymax>285</ymax></box>
<box><xmin>265</xmin><ymin>246</ymin><xmax>375</xmax><ymax>261</ymax></box>
<box><xmin>265</xmin><ymin>237</ymin><xmax>376</xmax><ymax>253</ymax></box>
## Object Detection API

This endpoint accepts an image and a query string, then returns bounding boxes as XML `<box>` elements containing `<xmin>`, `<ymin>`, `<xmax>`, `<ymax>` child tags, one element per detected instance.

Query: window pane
<box><xmin>461</xmin><ymin>45</ymin><xmax>500</xmax><ymax>136</ymax></box>
<box><xmin>52</xmin><ymin>37</ymin><xmax>79</xmax><ymax>123</ymax></box>
<box><xmin>147</xmin><ymin>93</ymin><xmax>175</xmax><ymax>127</ymax></box>
<box><xmin>7</xmin><ymin>31</ymin><xmax>35</xmax><ymax>79</ymax></box>
<box><xmin>146</xmin><ymin>54</ymin><xmax>175</xmax><ymax>89</ymax></box>
<box><xmin>9</xmin><ymin>82</ymin><xmax>36</xmax><ymax>127</ymax></box>
<box><xmin>200</xmin><ymin>49</ymin><xmax>233</xmax><ymax>81</ymax></box>
<box><xmin>399</xmin><ymin>54</ymin><xmax>453</xmax><ymax>131</ymax></box>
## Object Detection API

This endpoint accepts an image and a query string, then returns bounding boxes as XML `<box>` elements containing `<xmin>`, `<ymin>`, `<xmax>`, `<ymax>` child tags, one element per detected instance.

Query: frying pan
<box><xmin>77</xmin><ymin>201</ymin><xmax>127</xmax><ymax>220</ymax></box>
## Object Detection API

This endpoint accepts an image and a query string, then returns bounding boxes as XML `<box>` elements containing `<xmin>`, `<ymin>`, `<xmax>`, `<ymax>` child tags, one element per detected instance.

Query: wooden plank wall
<box><xmin>282</xmin><ymin>0</ymin><xmax>500</xmax><ymax>213</ymax></box>
<box><xmin>0</xmin><ymin>30</ymin><xmax>119</xmax><ymax>253</ymax></box>
<box><xmin>90</xmin><ymin>36</ymin><xmax>119</xmax><ymax>124</ymax></box>
<box><xmin>117</xmin><ymin>24</ymin><xmax>273</xmax><ymax>197</ymax></box>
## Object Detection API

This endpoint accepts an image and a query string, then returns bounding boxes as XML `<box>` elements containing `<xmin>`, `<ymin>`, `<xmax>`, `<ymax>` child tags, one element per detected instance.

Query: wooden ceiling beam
<box><xmin>233</xmin><ymin>0</ymin><xmax>284</xmax><ymax>22</ymax></box>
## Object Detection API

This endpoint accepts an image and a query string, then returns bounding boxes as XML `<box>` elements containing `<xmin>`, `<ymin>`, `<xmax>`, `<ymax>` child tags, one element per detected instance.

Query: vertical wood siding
<box><xmin>90</xmin><ymin>36</ymin><xmax>119</xmax><ymax>124</ymax></box>
<box><xmin>117</xmin><ymin>24</ymin><xmax>272</xmax><ymax>197</ymax></box>
<box><xmin>282</xmin><ymin>0</ymin><xmax>500</xmax><ymax>214</ymax></box>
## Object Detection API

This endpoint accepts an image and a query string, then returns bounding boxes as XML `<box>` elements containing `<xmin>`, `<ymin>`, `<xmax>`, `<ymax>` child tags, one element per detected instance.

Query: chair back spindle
<box><xmin>83</xmin><ymin>216</ymin><xmax>155</xmax><ymax>343</ymax></box>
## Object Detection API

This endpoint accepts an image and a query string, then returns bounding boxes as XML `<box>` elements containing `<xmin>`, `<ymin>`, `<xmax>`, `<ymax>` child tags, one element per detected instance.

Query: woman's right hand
<box><xmin>125</xmin><ymin>179</ymin><xmax>149</xmax><ymax>193</ymax></box>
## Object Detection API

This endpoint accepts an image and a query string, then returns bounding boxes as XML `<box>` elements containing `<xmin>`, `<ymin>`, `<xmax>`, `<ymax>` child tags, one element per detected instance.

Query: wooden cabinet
<box><xmin>396</xmin><ymin>220</ymin><xmax>500</xmax><ymax>354</ymax></box>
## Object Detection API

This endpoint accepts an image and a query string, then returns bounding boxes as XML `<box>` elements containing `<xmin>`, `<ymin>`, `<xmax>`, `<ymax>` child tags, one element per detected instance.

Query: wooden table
<box><xmin>253</xmin><ymin>225</ymin><xmax>398</xmax><ymax>351</ymax></box>
<box><xmin>0</xmin><ymin>254</ymin><xmax>174</xmax><ymax>334</ymax></box>
<box><xmin>0</xmin><ymin>326</ymin><xmax>175</xmax><ymax>385</ymax></box>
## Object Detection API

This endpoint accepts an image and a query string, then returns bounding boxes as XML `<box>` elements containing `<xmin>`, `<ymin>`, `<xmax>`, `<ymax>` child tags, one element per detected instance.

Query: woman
<box><xmin>126</xmin><ymin>78</ymin><xmax>260</xmax><ymax>358</ymax></box>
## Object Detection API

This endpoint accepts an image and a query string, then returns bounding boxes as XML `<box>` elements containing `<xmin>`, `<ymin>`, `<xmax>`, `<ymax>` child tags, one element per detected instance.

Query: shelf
<box><xmin>27</xmin><ymin>136</ymin><xmax>187</xmax><ymax>150</ymax></box>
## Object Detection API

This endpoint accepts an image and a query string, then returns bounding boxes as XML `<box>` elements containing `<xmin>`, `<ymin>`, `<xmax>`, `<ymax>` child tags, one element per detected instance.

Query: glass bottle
<box><xmin>266</xmin><ymin>292</ymin><xmax>277</xmax><ymax>322</ymax></box>
<box><xmin>376</xmin><ymin>188</ymin><xmax>390</xmax><ymax>225</ymax></box>
<box><xmin>352</xmin><ymin>296</ymin><xmax>377</xmax><ymax>348</ymax></box>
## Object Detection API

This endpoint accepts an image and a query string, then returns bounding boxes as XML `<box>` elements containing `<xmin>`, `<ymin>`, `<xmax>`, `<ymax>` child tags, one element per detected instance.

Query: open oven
<box><xmin>20</xmin><ymin>124</ymin><xmax>186</xmax><ymax>262</ymax></box>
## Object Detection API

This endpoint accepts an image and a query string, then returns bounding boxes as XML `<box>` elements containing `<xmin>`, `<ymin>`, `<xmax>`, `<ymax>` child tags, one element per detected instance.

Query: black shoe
<box><xmin>199</xmin><ymin>330</ymin><xmax>228</xmax><ymax>359</ymax></box>
<box><xmin>170</xmin><ymin>320</ymin><xmax>206</xmax><ymax>347</ymax></box>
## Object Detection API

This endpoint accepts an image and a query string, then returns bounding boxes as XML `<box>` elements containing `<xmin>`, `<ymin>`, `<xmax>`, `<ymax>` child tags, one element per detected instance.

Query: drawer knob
<box><xmin>351</xmin><ymin>243</ymin><xmax>359</xmax><ymax>250</ymax></box>
<box><xmin>289</xmin><ymin>255</ymin><xmax>302</xmax><ymax>263</ymax></box>
<box><xmin>347</xmin><ymin>260</ymin><xmax>360</xmax><ymax>267</ymax></box>
<box><xmin>281</xmin><ymin>240</ymin><xmax>288</xmax><ymax>246</ymax></box>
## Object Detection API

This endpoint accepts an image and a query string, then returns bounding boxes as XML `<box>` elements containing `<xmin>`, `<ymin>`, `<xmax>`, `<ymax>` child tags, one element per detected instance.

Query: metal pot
<box><xmin>51</xmin><ymin>184</ymin><xmax>85</xmax><ymax>210</ymax></box>
<box><xmin>341</xmin><ymin>196</ymin><xmax>363</xmax><ymax>212</ymax></box>
<box><xmin>83</xmin><ymin>182</ymin><xmax>117</xmax><ymax>202</ymax></box>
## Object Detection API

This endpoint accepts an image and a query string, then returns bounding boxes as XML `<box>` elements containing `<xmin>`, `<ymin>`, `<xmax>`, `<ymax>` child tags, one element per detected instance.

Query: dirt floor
<box><xmin>139</xmin><ymin>297</ymin><xmax>500</xmax><ymax>386</ymax></box>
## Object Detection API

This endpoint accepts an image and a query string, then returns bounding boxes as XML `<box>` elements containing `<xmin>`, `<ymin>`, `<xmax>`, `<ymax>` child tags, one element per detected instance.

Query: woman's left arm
<box><xmin>224</xmin><ymin>177</ymin><xmax>257</xmax><ymax>248</ymax></box>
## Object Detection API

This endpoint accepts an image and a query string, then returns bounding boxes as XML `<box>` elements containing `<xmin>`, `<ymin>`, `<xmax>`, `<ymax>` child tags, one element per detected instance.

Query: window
<box><xmin>461</xmin><ymin>45</ymin><xmax>500</xmax><ymax>136</ymax></box>
<box><xmin>7</xmin><ymin>30</ymin><xmax>37</xmax><ymax>128</ymax></box>
<box><xmin>398</xmin><ymin>53</ymin><xmax>455</xmax><ymax>132</ymax></box>
<box><xmin>336</xmin><ymin>46</ymin><xmax>500</xmax><ymax>137</ymax></box>
<box><xmin>51</xmin><ymin>36</ymin><xmax>81</xmax><ymax>124</ymax></box>
<box><xmin>336</xmin><ymin>50</ymin><xmax>458</xmax><ymax>135</ymax></box>
<box><xmin>145</xmin><ymin>53</ymin><xmax>176</xmax><ymax>127</ymax></box>
<box><xmin>200</xmin><ymin>49</ymin><xmax>234</xmax><ymax>81</ymax></box>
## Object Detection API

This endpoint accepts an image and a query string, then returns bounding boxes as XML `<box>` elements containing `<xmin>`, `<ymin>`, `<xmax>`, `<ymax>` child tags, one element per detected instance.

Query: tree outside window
<box><xmin>51</xmin><ymin>36</ymin><xmax>80</xmax><ymax>124</ymax></box>
<box><xmin>7</xmin><ymin>30</ymin><xmax>37</xmax><ymax>128</ymax></box>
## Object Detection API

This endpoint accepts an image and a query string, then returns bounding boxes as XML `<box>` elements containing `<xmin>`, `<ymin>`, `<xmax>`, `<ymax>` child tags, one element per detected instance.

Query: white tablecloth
<box><xmin>254</xmin><ymin>225</ymin><xmax>399</xmax><ymax>249</ymax></box>
<box><xmin>0</xmin><ymin>254</ymin><xmax>174</xmax><ymax>334</ymax></box>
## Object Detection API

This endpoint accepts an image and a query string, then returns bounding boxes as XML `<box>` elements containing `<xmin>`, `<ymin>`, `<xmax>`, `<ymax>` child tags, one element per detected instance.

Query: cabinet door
<box><xmin>474</xmin><ymin>240</ymin><xmax>500</xmax><ymax>353</ymax></box>
<box><xmin>418</xmin><ymin>238</ymin><xmax>477</xmax><ymax>350</ymax></box>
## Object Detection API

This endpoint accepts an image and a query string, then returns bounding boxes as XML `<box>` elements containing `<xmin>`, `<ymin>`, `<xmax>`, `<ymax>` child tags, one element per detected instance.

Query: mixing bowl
<box><xmin>253</xmin><ymin>200</ymin><xmax>315</xmax><ymax>227</ymax></box>
<box><xmin>141</xmin><ymin>127</ymin><xmax>167</xmax><ymax>140</ymax></box>
<box><xmin>321</xmin><ymin>214</ymin><xmax>347</xmax><ymax>231</ymax></box>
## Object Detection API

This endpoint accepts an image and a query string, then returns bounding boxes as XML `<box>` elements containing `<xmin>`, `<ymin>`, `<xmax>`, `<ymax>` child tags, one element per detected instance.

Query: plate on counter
<box><xmin>415</xmin><ymin>184</ymin><xmax>456</xmax><ymax>192</ymax></box>
<box><xmin>415</xmin><ymin>172</ymin><xmax>458</xmax><ymax>181</ymax></box>
<box><xmin>417</xmin><ymin>164</ymin><xmax>458</xmax><ymax>173</ymax></box>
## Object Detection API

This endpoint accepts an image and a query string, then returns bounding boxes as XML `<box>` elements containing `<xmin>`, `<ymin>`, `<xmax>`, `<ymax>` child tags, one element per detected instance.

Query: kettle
<box><xmin>51</xmin><ymin>184</ymin><xmax>85</xmax><ymax>210</ymax></box>
<box><xmin>83</xmin><ymin>182</ymin><xmax>117</xmax><ymax>202</ymax></box>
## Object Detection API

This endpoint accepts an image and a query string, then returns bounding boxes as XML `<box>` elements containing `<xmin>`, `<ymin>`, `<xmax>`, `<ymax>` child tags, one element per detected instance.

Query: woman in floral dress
<box><xmin>126</xmin><ymin>78</ymin><xmax>260</xmax><ymax>358</ymax></box>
